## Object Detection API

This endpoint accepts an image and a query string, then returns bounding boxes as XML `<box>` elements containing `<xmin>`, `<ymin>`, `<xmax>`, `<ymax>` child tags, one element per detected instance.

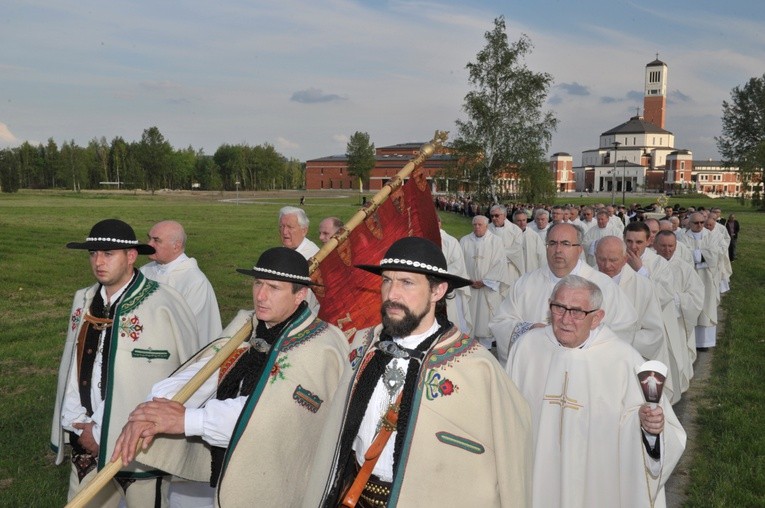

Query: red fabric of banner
<box><xmin>312</xmin><ymin>168</ymin><xmax>440</xmax><ymax>341</ymax></box>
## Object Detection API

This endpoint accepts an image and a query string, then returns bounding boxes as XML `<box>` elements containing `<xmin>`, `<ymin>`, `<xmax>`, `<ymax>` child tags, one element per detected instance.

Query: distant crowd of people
<box><xmin>51</xmin><ymin>197</ymin><xmax>738</xmax><ymax>507</ymax></box>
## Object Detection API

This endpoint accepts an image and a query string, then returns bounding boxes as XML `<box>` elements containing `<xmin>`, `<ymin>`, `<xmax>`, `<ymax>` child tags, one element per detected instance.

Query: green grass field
<box><xmin>0</xmin><ymin>189</ymin><xmax>761</xmax><ymax>506</ymax></box>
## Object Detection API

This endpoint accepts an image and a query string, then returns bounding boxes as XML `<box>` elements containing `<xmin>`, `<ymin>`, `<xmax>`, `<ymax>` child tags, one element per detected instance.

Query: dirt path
<box><xmin>664</xmin><ymin>312</ymin><xmax>720</xmax><ymax>507</ymax></box>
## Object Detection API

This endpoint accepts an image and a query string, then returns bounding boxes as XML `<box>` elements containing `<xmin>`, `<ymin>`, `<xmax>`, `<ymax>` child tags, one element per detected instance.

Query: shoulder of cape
<box><xmin>425</xmin><ymin>327</ymin><xmax>480</xmax><ymax>370</ymax></box>
<box><xmin>280</xmin><ymin>315</ymin><xmax>334</xmax><ymax>353</ymax></box>
<box><xmin>119</xmin><ymin>273</ymin><xmax>160</xmax><ymax>314</ymax></box>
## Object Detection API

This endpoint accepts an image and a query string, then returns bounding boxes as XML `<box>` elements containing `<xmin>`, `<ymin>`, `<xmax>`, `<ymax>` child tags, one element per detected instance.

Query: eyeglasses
<box><xmin>490</xmin><ymin>214</ymin><xmax>502</xmax><ymax>218</ymax></box>
<box><xmin>546</xmin><ymin>240</ymin><xmax>581</xmax><ymax>248</ymax></box>
<box><xmin>549</xmin><ymin>303</ymin><xmax>598</xmax><ymax>320</ymax></box>
<box><xmin>691</xmin><ymin>221</ymin><xmax>704</xmax><ymax>225</ymax></box>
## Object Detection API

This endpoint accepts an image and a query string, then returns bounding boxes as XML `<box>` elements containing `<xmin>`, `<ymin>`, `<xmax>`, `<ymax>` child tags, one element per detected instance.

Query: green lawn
<box><xmin>0</xmin><ymin>190</ymin><xmax>761</xmax><ymax>506</ymax></box>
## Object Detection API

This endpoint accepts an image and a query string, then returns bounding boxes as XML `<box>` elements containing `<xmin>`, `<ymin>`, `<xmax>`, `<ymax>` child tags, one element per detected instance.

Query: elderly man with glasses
<box><xmin>489</xmin><ymin>223</ymin><xmax>637</xmax><ymax>367</ymax></box>
<box><xmin>506</xmin><ymin>274</ymin><xmax>685</xmax><ymax>508</ymax></box>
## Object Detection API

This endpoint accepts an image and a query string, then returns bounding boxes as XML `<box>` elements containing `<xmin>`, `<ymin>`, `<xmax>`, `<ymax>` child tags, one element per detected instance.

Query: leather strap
<box><xmin>341</xmin><ymin>391</ymin><xmax>403</xmax><ymax>508</ymax></box>
<box><xmin>75</xmin><ymin>313</ymin><xmax>113</xmax><ymax>414</ymax></box>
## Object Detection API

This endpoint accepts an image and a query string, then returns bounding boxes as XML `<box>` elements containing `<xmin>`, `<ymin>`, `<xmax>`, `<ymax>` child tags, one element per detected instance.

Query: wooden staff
<box><xmin>66</xmin><ymin>130</ymin><xmax>448</xmax><ymax>508</ymax></box>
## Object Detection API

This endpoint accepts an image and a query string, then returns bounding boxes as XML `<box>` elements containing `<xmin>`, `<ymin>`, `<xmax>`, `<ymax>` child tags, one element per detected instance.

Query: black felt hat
<box><xmin>355</xmin><ymin>236</ymin><xmax>471</xmax><ymax>289</ymax></box>
<box><xmin>66</xmin><ymin>219</ymin><xmax>155</xmax><ymax>255</ymax></box>
<box><xmin>236</xmin><ymin>247</ymin><xmax>319</xmax><ymax>286</ymax></box>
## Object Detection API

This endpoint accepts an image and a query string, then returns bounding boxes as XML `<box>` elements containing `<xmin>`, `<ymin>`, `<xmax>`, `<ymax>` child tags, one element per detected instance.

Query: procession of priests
<box><xmin>52</xmin><ymin>199</ymin><xmax>737</xmax><ymax>506</ymax></box>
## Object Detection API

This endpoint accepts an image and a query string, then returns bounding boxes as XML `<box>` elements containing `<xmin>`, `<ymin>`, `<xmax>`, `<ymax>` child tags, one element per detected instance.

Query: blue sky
<box><xmin>2</xmin><ymin>0</ymin><xmax>763</xmax><ymax>164</ymax></box>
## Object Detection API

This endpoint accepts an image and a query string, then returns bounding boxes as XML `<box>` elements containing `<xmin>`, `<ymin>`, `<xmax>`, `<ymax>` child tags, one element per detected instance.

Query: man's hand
<box><xmin>111</xmin><ymin>420</ymin><xmax>156</xmax><ymax>465</ymax></box>
<box><xmin>129</xmin><ymin>398</ymin><xmax>186</xmax><ymax>435</ymax></box>
<box><xmin>626</xmin><ymin>249</ymin><xmax>643</xmax><ymax>272</ymax></box>
<box><xmin>73</xmin><ymin>421</ymin><xmax>99</xmax><ymax>456</ymax></box>
<box><xmin>639</xmin><ymin>404</ymin><xmax>664</xmax><ymax>435</ymax></box>
<box><xmin>110</xmin><ymin>398</ymin><xmax>186</xmax><ymax>465</ymax></box>
<box><xmin>471</xmin><ymin>280</ymin><xmax>485</xmax><ymax>289</ymax></box>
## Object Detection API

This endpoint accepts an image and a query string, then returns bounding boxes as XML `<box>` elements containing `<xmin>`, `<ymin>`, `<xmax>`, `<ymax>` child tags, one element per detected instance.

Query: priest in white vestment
<box><xmin>279</xmin><ymin>206</ymin><xmax>320</xmax><ymax>313</ymax></box>
<box><xmin>607</xmin><ymin>205</ymin><xmax>625</xmax><ymax>233</ymax></box>
<box><xmin>705</xmin><ymin>217</ymin><xmax>732</xmax><ymax>294</ymax></box>
<box><xmin>507</xmin><ymin>275</ymin><xmax>686</xmax><ymax>508</ymax></box>
<box><xmin>678</xmin><ymin>213</ymin><xmax>720</xmax><ymax>349</ymax></box>
<box><xmin>141</xmin><ymin>220</ymin><xmax>222</xmax><ymax>344</ymax></box>
<box><xmin>577</xmin><ymin>206</ymin><xmax>597</xmax><ymax>233</ymax></box>
<box><xmin>528</xmin><ymin>208</ymin><xmax>550</xmax><ymax>238</ymax></box>
<box><xmin>440</xmin><ymin>224</ymin><xmax>473</xmax><ymax>335</ymax></box>
<box><xmin>512</xmin><ymin>209</ymin><xmax>546</xmax><ymax>273</ymax></box>
<box><xmin>489</xmin><ymin>223</ymin><xmax>637</xmax><ymax>367</ymax></box>
<box><xmin>583</xmin><ymin>210</ymin><xmax>620</xmax><ymax>266</ymax></box>
<box><xmin>596</xmin><ymin>237</ymin><xmax>677</xmax><ymax>404</ymax></box>
<box><xmin>658</xmin><ymin>220</ymin><xmax>694</xmax><ymax>266</ymax></box>
<box><xmin>488</xmin><ymin>204</ymin><xmax>525</xmax><ymax>283</ymax></box>
<box><xmin>460</xmin><ymin>215</ymin><xmax>510</xmax><ymax>349</ymax></box>
<box><xmin>655</xmin><ymin>231</ymin><xmax>704</xmax><ymax>392</ymax></box>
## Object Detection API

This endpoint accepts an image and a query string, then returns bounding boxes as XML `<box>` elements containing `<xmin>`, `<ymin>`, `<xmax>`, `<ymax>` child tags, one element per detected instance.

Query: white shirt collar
<box><xmin>393</xmin><ymin>319</ymin><xmax>440</xmax><ymax>349</ymax></box>
<box><xmin>154</xmin><ymin>252</ymin><xmax>188</xmax><ymax>275</ymax></box>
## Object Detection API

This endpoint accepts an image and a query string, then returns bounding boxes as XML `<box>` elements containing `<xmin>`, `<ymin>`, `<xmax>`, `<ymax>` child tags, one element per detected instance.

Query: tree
<box><xmin>346</xmin><ymin>131</ymin><xmax>376</xmax><ymax>195</ymax></box>
<box><xmin>716</xmin><ymin>74</ymin><xmax>765</xmax><ymax>207</ymax></box>
<box><xmin>0</xmin><ymin>148</ymin><xmax>20</xmax><ymax>193</ymax></box>
<box><xmin>109</xmin><ymin>136</ymin><xmax>129</xmax><ymax>189</ymax></box>
<box><xmin>453</xmin><ymin>16</ymin><xmax>557</xmax><ymax>203</ymax></box>
<box><xmin>136</xmin><ymin>126</ymin><xmax>173</xmax><ymax>192</ymax></box>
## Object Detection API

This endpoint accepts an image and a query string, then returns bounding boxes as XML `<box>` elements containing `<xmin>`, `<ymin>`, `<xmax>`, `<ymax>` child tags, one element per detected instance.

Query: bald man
<box><xmin>318</xmin><ymin>217</ymin><xmax>344</xmax><ymax>244</ymax></box>
<box><xmin>595</xmin><ymin>236</ymin><xmax>676</xmax><ymax>403</ymax></box>
<box><xmin>142</xmin><ymin>220</ymin><xmax>222</xmax><ymax>344</ymax></box>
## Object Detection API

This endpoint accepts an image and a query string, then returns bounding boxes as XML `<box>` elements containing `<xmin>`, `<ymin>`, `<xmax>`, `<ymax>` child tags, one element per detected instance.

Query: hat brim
<box><xmin>236</xmin><ymin>267</ymin><xmax>321</xmax><ymax>286</ymax></box>
<box><xmin>355</xmin><ymin>263</ymin><xmax>472</xmax><ymax>290</ymax></box>
<box><xmin>66</xmin><ymin>241</ymin><xmax>155</xmax><ymax>255</ymax></box>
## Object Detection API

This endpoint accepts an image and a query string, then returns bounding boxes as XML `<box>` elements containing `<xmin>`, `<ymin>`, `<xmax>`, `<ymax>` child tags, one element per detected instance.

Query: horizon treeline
<box><xmin>0</xmin><ymin>126</ymin><xmax>304</xmax><ymax>193</ymax></box>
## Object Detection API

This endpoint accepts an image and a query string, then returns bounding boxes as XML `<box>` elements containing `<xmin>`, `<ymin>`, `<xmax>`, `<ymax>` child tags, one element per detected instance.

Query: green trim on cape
<box><xmin>97</xmin><ymin>271</ymin><xmax>158</xmax><ymax>474</ymax></box>
<box><xmin>217</xmin><ymin>305</ymin><xmax>313</xmax><ymax>482</ymax></box>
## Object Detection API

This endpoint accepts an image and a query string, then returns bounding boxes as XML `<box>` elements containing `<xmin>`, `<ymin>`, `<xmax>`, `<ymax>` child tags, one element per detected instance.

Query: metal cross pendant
<box><xmin>383</xmin><ymin>363</ymin><xmax>406</xmax><ymax>398</ymax></box>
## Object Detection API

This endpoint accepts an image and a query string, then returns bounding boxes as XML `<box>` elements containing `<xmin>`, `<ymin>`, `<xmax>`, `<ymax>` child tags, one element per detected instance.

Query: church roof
<box><xmin>646</xmin><ymin>58</ymin><xmax>666</xmax><ymax>67</ymax></box>
<box><xmin>601</xmin><ymin>116</ymin><xmax>672</xmax><ymax>136</ymax></box>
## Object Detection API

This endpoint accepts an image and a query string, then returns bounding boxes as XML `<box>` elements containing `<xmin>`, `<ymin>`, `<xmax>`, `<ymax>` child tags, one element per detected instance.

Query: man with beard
<box><xmin>304</xmin><ymin>237</ymin><xmax>532</xmax><ymax>508</ymax></box>
<box><xmin>111</xmin><ymin>247</ymin><xmax>349</xmax><ymax>507</ymax></box>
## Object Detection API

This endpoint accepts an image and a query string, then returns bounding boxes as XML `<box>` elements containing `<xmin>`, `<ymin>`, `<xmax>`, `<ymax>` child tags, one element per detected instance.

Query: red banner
<box><xmin>311</xmin><ymin>168</ymin><xmax>440</xmax><ymax>340</ymax></box>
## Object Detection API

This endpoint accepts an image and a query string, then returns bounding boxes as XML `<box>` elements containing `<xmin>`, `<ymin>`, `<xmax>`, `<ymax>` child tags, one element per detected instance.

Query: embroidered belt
<box><xmin>360</xmin><ymin>474</ymin><xmax>392</xmax><ymax>507</ymax></box>
<box><xmin>351</xmin><ymin>465</ymin><xmax>391</xmax><ymax>508</ymax></box>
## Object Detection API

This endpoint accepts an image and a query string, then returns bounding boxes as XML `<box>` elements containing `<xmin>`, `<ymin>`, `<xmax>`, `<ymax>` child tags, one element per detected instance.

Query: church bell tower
<box><xmin>643</xmin><ymin>56</ymin><xmax>667</xmax><ymax>129</ymax></box>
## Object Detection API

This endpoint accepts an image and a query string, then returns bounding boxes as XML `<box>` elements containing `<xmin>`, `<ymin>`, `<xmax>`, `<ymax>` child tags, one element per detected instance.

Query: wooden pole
<box><xmin>65</xmin><ymin>130</ymin><xmax>448</xmax><ymax>507</ymax></box>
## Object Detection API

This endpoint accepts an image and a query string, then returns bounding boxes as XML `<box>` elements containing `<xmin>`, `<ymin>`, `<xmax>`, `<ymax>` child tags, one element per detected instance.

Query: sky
<box><xmin>2</xmin><ymin>0</ymin><xmax>764</xmax><ymax>164</ymax></box>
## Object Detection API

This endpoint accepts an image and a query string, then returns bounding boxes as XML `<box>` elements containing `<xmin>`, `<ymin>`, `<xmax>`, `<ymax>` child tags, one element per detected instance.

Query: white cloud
<box><xmin>0</xmin><ymin>122</ymin><xmax>19</xmax><ymax>145</ymax></box>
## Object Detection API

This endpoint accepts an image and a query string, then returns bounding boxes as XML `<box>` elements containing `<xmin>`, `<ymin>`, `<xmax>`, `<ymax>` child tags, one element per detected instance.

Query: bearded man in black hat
<box><xmin>111</xmin><ymin>246</ymin><xmax>349</xmax><ymax>507</ymax></box>
<box><xmin>51</xmin><ymin>219</ymin><xmax>201</xmax><ymax>507</ymax></box>
<box><xmin>304</xmin><ymin>236</ymin><xmax>532</xmax><ymax>508</ymax></box>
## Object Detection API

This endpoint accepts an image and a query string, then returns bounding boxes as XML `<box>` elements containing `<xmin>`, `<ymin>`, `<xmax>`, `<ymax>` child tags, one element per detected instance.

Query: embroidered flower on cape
<box><xmin>424</xmin><ymin>369</ymin><xmax>459</xmax><ymax>400</ymax></box>
<box><xmin>349</xmin><ymin>346</ymin><xmax>364</xmax><ymax>369</ymax></box>
<box><xmin>71</xmin><ymin>308</ymin><xmax>83</xmax><ymax>331</ymax></box>
<box><xmin>119</xmin><ymin>314</ymin><xmax>144</xmax><ymax>342</ymax></box>
<box><xmin>269</xmin><ymin>356</ymin><xmax>291</xmax><ymax>384</ymax></box>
